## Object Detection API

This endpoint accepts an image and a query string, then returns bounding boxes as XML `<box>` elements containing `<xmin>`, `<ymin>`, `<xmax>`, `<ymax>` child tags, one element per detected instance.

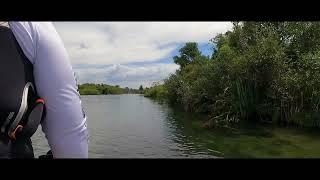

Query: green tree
<box><xmin>139</xmin><ymin>85</ymin><xmax>144</xmax><ymax>94</ymax></box>
<box><xmin>173</xmin><ymin>42</ymin><xmax>202</xmax><ymax>69</ymax></box>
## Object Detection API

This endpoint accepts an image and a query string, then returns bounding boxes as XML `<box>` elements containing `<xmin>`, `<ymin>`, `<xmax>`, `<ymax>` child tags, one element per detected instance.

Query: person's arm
<box><xmin>9</xmin><ymin>22</ymin><xmax>89</xmax><ymax>158</ymax></box>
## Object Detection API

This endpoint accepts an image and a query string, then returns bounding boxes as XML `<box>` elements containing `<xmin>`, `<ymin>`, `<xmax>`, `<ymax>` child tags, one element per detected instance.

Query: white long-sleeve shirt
<box><xmin>8</xmin><ymin>22</ymin><xmax>89</xmax><ymax>158</ymax></box>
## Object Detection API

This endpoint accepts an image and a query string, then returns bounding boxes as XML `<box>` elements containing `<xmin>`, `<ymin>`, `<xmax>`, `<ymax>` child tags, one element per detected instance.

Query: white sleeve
<box><xmin>9</xmin><ymin>22</ymin><xmax>89</xmax><ymax>158</ymax></box>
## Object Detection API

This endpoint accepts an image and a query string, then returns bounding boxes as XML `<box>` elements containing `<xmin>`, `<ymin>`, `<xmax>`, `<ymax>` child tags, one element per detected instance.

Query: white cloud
<box><xmin>52</xmin><ymin>22</ymin><xmax>232</xmax><ymax>88</ymax></box>
<box><xmin>74</xmin><ymin>63</ymin><xmax>179</xmax><ymax>88</ymax></box>
<box><xmin>53</xmin><ymin>22</ymin><xmax>232</xmax><ymax>65</ymax></box>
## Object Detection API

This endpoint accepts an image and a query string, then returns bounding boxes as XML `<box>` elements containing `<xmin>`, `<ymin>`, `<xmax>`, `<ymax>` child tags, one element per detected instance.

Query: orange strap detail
<box><xmin>36</xmin><ymin>98</ymin><xmax>45</xmax><ymax>104</ymax></box>
<box><xmin>9</xmin><ymin>125</ymin><xmax>23</xmax><ymax>140</ymax></box>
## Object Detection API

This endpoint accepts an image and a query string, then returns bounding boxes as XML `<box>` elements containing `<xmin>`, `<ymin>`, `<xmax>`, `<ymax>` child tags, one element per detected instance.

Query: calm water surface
<box><xmin>32</xmin><ymin>94</ymin><xmax>320</xmax><ymax>158</ymax></box>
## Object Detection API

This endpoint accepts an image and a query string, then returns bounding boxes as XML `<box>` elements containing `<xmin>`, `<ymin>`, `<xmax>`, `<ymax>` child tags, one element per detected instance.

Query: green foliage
<box><xmin>139</xmin><ymin>85</ymin><xmax>144</xmax><ymax>94</ymax></box>
<box><xmin>144</xmin><ymin>83</ymin><xmax>168</xmax><ymax>100</ymax></box>
<box><xmin>78</xmin><ymin>83</ymin><xmax>140</xmax><ymax>95</ymax></box>
<box><xmin>80</xmin><ymin>88</ymin><xmax>101</xmax><ymax>95</ymax></box>
<box><xmin>146</xmin><ymin>22</ymin><xmax>320</xmax><ymax>129</ymax></box>
<box><xmin>173</xmin><ymin>42</ymin><xmax>202</xmax><ymax>69</ymax></box>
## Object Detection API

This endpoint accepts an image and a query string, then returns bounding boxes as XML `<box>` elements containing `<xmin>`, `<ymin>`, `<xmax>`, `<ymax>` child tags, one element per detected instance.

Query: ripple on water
<box><xmin>32</xmin><ymin>95</ymin><xmax>220</xmax><ymax>158</ymax></box>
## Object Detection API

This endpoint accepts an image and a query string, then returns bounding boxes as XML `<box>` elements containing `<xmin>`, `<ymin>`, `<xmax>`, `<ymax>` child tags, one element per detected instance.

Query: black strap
<box><xmin>0</xmin><ymin>25</ymin><xmax>42</xmax><ymax>158</ymax></box>
<box><xmin>18</xmin><ymin>102</ymin><xmax>45</xmax><ymax>139</ymax></box>
<box><xmin>0</xmin><ymin>134</ymin><xmax>34</xmax><ymax>158</ymax></box>
<box><xmin>39</xmin><ymin>150</ymin><xmax>53</xmax><ymax>159</ymax></box>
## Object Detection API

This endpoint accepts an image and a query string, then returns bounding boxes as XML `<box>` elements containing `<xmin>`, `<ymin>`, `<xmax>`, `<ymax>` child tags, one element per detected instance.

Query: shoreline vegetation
<box><xmin>144</xmin><ymin>21</ymin><xmax>320</xmax><ymax>129</ymax></box>
<box><xmin>78</xmin><ymin>83</ymin><xmax>144</xmax><ymax>95</ymax></box>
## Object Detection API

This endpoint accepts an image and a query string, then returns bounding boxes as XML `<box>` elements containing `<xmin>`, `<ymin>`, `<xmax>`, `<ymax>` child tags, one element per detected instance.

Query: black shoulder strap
<box><xmin>0</xmin><ymin>26</ymin><xmax>35</xmax><ymax>112</ymax></box>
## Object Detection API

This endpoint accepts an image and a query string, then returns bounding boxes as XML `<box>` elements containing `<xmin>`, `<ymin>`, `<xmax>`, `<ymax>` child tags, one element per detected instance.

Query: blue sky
<box><xmin>124</xmin><ymin>42</ymin><xmax>214</xmax><ymax>66</ymax></box>
<box><xmin>53</xmin><ymin>22</ymin><xmax>232</xmax><ymax>88</ymax></box>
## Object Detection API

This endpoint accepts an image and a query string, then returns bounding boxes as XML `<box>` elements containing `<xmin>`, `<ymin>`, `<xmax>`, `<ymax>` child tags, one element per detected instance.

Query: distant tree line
<box><xmin>78</xmin><ymin>83</ymin><xmax>143</xmax><ymax>95</ymax></box>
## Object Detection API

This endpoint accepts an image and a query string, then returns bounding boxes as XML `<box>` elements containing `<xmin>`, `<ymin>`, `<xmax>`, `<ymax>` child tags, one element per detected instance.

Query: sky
<box><xmin>53</xmin><ymin>22</ymin><xmax>233</xmax><ymax>89</ymax></box>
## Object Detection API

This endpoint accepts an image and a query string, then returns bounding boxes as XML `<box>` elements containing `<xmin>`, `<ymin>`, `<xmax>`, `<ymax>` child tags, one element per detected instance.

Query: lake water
<box><xmin>31</xmin><ymin>94</ymin><xmax>320</xmax><ymax>158</ymax></box>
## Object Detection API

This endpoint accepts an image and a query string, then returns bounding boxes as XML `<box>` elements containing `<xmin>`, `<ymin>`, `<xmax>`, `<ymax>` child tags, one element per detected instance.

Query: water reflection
<box><xmin>32</xmin><ymin>95</ymin><xmax>320</xmax><ymax>158</ymax></box>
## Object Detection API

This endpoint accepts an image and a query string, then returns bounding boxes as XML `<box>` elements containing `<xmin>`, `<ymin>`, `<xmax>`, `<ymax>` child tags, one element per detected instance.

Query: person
<box><xmin>0</xmin><ymin>21</ymin><xmax>89</xmax><ymax>158</ymax></box>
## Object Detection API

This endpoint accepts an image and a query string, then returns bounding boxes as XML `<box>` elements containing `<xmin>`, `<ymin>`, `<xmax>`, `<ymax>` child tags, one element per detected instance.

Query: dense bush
<box><xmin>145</xmin><ymin>22</ymin><xmax>320</xmax><ymax>128</ymax></box>
<box><xmin>143</xmin><ymin>83</ymin><xmax>168</xmax><ymax>100</ymax></box>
